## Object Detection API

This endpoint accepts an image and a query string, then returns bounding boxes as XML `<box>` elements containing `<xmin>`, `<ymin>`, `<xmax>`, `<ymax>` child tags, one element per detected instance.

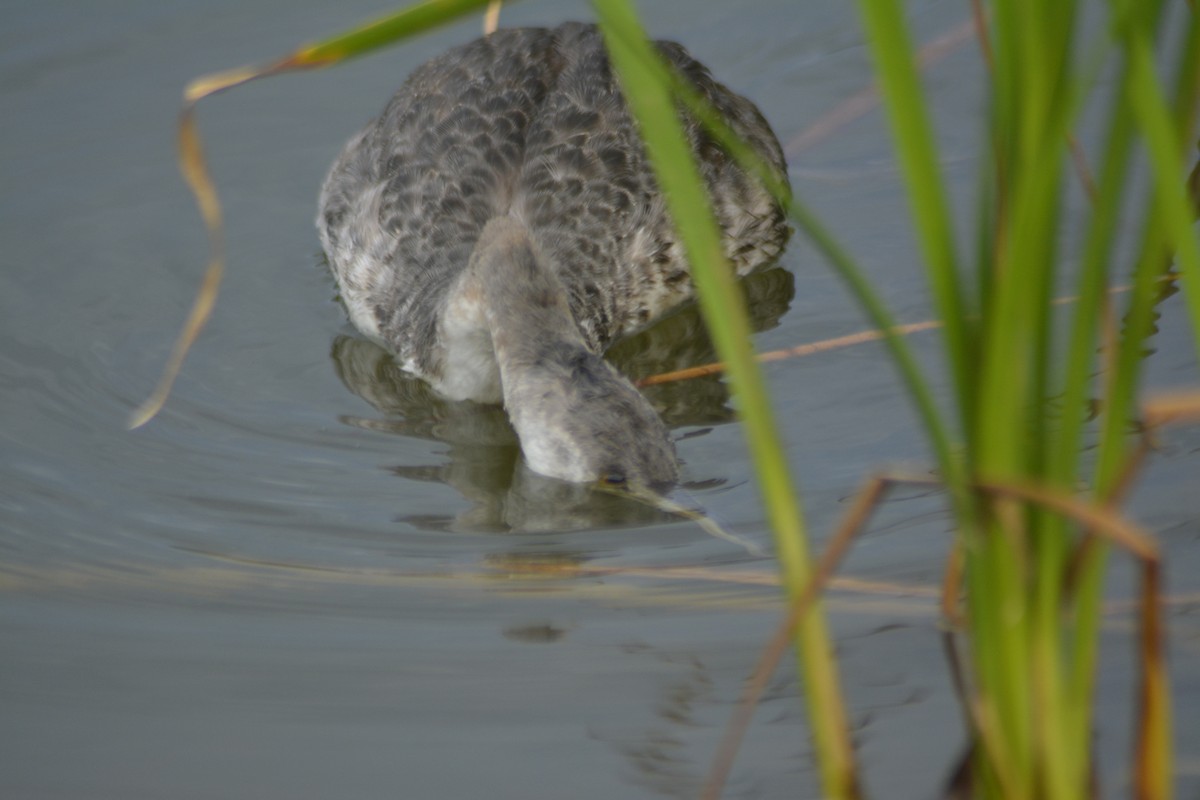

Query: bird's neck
<box><xmin>464</xmin><ymin>217</ymin><xmax>676</xmax><ymax>486</ymax></box>
<box><xmin>470</xmin><ymin>218</ymin><xmax>589</xmax><ymax>370</ymax></box>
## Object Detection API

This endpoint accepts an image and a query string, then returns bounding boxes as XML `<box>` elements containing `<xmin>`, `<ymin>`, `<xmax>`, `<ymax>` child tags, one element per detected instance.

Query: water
<box><xmin>3</xmin><ymin>1</ymin><xmax>1198</xmax><ymax>797</ymax></box>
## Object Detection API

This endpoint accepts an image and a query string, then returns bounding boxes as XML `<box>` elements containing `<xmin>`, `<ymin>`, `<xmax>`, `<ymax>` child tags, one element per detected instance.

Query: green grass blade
<box><xmin>1119</xmin><ymin>11</ymin><xmax>1200</xmax><ymax>361</ymax></box>
<box><xmin>592</xmin><ymin>26</ymin><xmax>969</xmax><ymax>525</ymax></box>
<box><xmin>592</xmin><ymin>3</ymin><xmax>860</xmax><ymax>797</ymax></box>
<box><xmin>290</xmin><ymin>0</ymin><xmax>502</xmax><ymax>67</ymax></box>
<box><xmin>1067</xmin><ymin>4</ymin><xmax>1191</xmax><ymax>791</ymax></box>
<box><xmin>1045</xmin><ymin>55</ymin><xmax>1138</xmax><ymax>798</ymax></box>
<box><xmin>860</xmin><ymin>0</ymin><xmax>1029</xmax><ymax>787</ymax></box>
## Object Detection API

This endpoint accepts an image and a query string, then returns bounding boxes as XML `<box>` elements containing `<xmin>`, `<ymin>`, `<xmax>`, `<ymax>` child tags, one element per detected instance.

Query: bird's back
<box><xmin>318</xmin><ymin>22</ymin><xmax>788</xmax><ymax>395</ymax></box>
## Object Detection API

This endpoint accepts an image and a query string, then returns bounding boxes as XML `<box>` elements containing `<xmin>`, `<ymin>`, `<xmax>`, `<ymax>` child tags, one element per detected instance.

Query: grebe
<box><xmin>317</xmin><ymin>23</ymin><xmax>789</xmax><ymax>490</ymax></box>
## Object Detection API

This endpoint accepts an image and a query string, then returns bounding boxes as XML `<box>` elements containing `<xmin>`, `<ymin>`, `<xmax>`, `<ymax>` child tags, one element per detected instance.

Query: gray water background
<box><xmin>2</xmin><ymin>0</ymin><xmax>1198</xmax><ymax>797</ymax></box>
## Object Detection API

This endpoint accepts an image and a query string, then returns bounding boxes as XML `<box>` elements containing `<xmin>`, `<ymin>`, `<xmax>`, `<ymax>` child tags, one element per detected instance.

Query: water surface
<box><xmin>3</xmin><ymin>1</ymin><xmax>1198</xmax><ymax>797</ymax></box>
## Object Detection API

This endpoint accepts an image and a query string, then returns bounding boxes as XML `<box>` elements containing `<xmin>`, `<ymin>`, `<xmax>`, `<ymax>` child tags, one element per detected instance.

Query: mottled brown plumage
<box><xmin>318</xmin><ymin>23</ymin><xmax>789</xmax><ymax>488</ymax></box>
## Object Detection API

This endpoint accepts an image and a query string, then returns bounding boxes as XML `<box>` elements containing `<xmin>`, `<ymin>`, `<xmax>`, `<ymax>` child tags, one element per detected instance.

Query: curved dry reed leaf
<box><xmin>484</xmin><ymin>0</ymin><xmax>502</xmax><ymax>34</ymax></box>
<box><xmin>638</xmin><ymin>320</ymin><xmax>942</xmax><ymax>387</ymax></box>
<box><xmin>129</xmin><ymin>62</ymin><xmax>296</xmax><ymax>430</ymax></box>
<box><xmin>183</xmin><ymin>65</ymin><xmax>268</xmax><ymax>104</ymax></box>
<box><xmin>128</xmin><ymin>103</ymin><xmax>229</xmax><ymax>429</ymax></box>
<box><xmin>130</xmin><ymin>0</ymin><xmax>503</xmax><ymax>429</ymax></box>
<box><xmin>638</xmin><ymin>283</ymin><xmax>1151</xmax><ymax>389</ymax></box>
<box><xmin>1143</xmin><ymin>390</ymin><xmax>1200</xmax><ymax>426</ymax></box>
<box><xmin>975</xmin><ymin>477</ymin><xmax>1157</xmax><ymax>560</ymax></box>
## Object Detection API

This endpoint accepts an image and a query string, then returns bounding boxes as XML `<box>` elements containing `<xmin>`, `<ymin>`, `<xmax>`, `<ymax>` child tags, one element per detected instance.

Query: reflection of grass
<box><xmin>148</xmin><ymin>0</ymin><xmax>1200</xmax><ymax>797</ymax></box>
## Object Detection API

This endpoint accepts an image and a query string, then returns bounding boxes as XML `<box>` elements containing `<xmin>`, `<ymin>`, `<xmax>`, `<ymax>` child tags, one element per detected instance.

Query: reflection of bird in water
<box><xmin>318</xmin><ymin>22</ymin><xmax>790</xmax><ymax>490</ymax></box>
<box><xmin>330</xmin><ymin>267</ymin><xmax>794</xmax><ymax>437</ymax></box>
<box><xmin>329</xmin><ymin>268</ymin><xmax>793</xmax><ymax>534</ymax></box>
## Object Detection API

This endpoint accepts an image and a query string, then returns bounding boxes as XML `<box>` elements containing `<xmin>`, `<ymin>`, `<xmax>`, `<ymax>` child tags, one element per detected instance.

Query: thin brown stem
<box><xmin>785</xmin><ymin>19</ymin><xmax>976</xmax><ymax>156</ymax></box>
<box><xmin>703</xmin><ymin>473</ymin><xmax>940</xmax><ymax>800</ymax></box>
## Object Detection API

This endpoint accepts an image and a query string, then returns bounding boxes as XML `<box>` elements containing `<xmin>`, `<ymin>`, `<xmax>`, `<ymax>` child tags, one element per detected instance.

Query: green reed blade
<box><xmin>858</xmin><ymin>0</ymin><xmax>1028</xmax><ymax>787</ymax></box>
<box><xmin>290</xmin><ymin>0</ymin><xmax>501</xmax><ymax>67</ymax></box>
<box><xmin>1067</xmin><ymin>7</ymin><xmax>1190</xmax><ymax>794</ymax></box>
<box><xmin>1041</xmin><ymin>55</ymin><xmax>1137</xmax><ymax>800</ymax></box>
<box><xmin>1054</xmin><ymin>53</ymin><xmax>1136</xmax><ymax>767</ymax></box>
<box><xmin>1119</xmin><ymin>9</ymin><xmax>1200</xmax><ymax>364</ymax></box>
<box><xmin>593</xmin><ymin>3</ymin><xmax>860</xmax><ymax>797</ymax></box>
<box><xmin>593</xmin><ymin>25</ymin><xmax>968</xmax><ymax>528</ymax></box>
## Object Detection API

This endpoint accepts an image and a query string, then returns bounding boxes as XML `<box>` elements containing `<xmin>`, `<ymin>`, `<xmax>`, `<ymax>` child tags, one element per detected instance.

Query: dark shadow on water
<box><xmin>329</xmin><ymin>267</ymin><xmax>796</xmax><ymax>533</ymax></box>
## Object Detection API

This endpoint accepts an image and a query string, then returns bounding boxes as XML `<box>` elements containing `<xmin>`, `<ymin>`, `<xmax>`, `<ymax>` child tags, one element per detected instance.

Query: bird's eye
<box><xmin>602</xmin><ymin>471</ymin><xmax>627</xmax><ymax>486</ymax></box>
